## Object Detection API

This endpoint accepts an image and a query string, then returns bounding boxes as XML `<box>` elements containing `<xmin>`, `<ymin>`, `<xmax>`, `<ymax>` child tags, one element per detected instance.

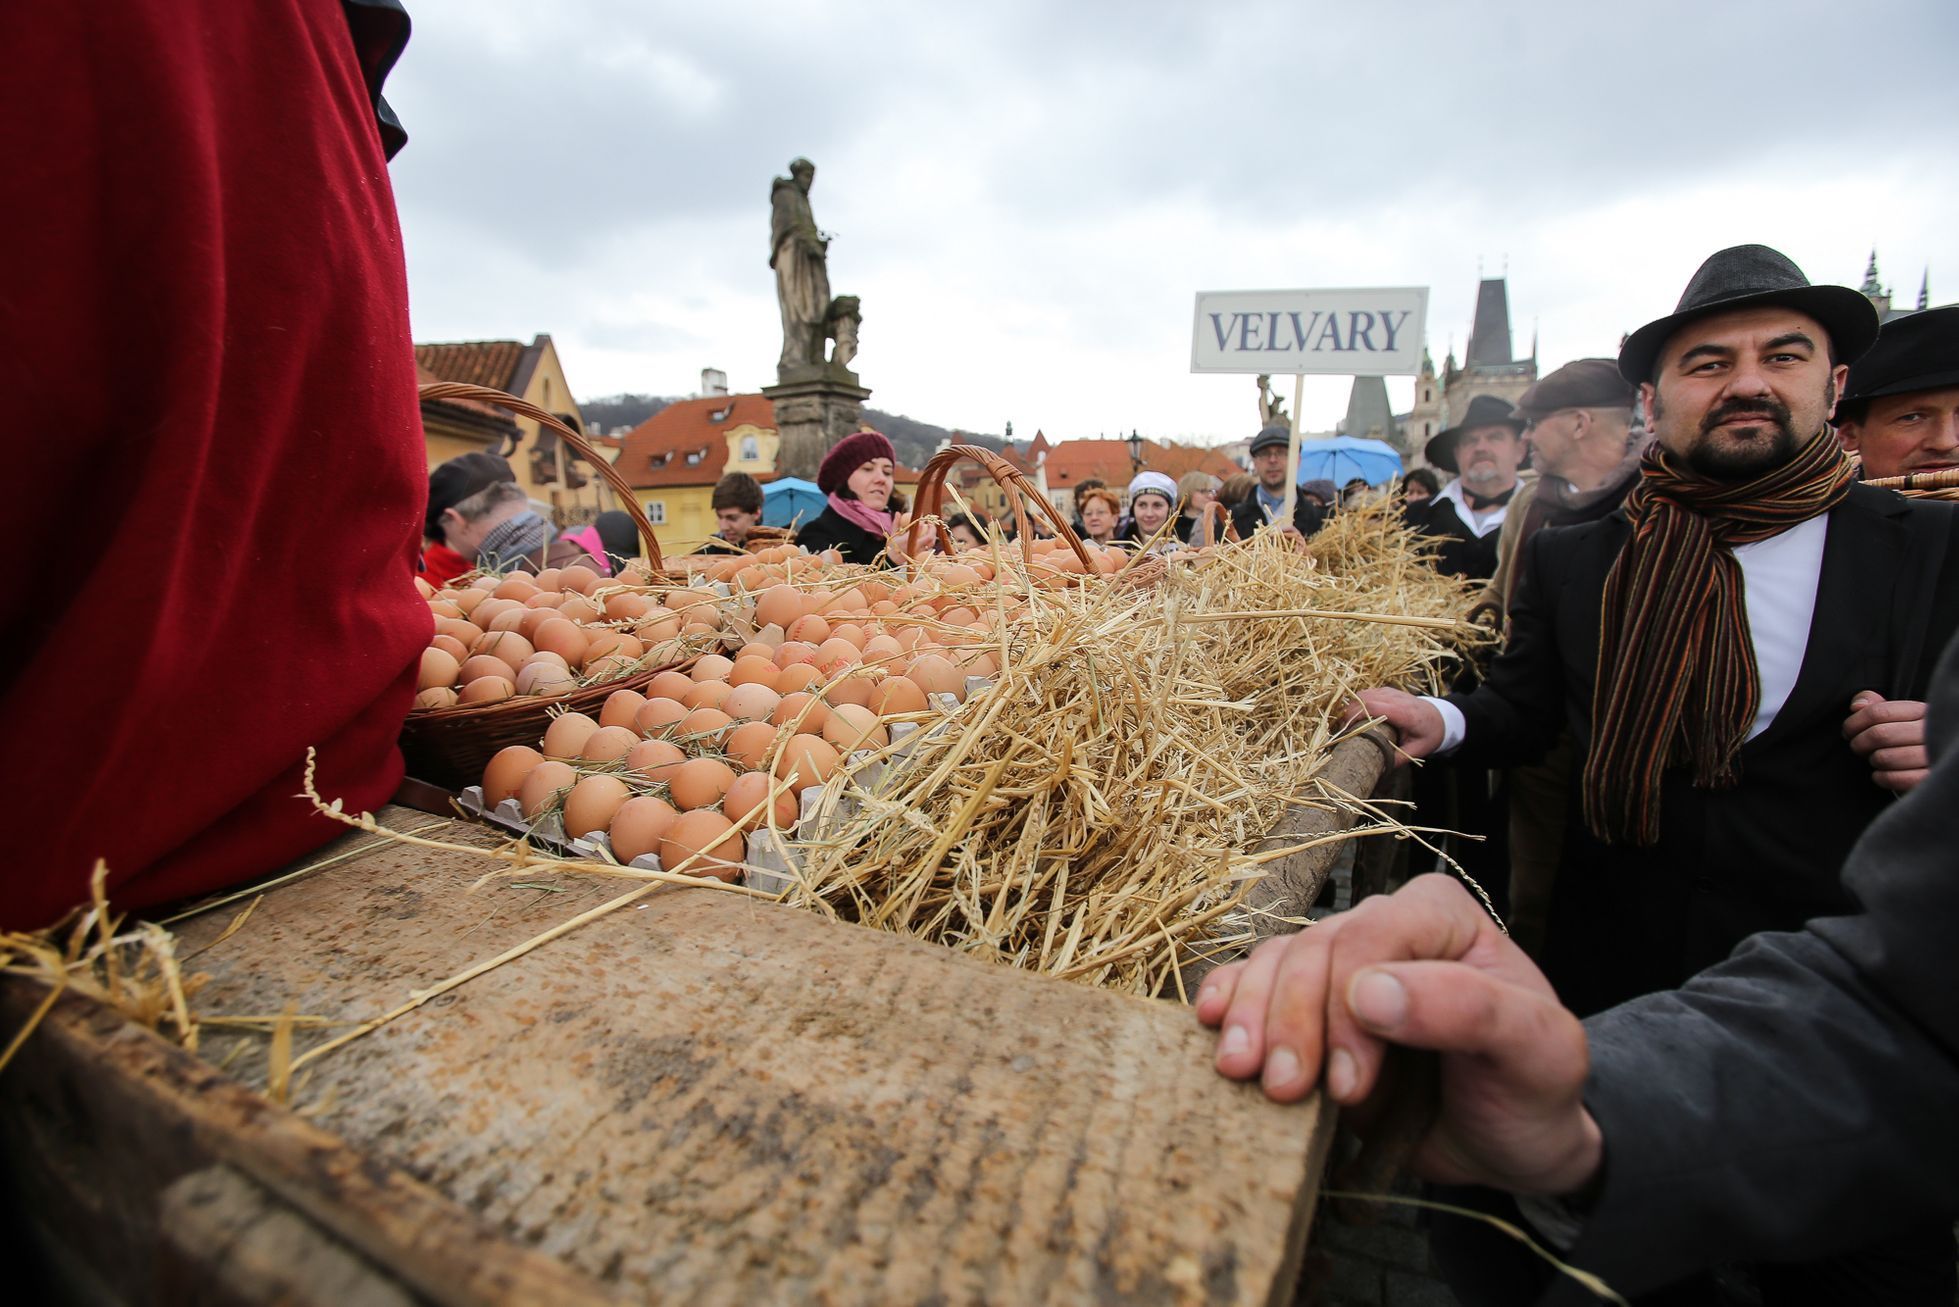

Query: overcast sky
<box><xmin>386</xmin><ymin>0</ymin><xmax>1959</xmax><ymax>442</ymax></box>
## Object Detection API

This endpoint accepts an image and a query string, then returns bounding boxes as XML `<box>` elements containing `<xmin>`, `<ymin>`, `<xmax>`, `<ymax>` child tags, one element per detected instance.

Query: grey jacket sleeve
<box><xmin>1537</xmin><ymin>630</ymin><xmax>1959</xmax><ymax>1305</ymax></box>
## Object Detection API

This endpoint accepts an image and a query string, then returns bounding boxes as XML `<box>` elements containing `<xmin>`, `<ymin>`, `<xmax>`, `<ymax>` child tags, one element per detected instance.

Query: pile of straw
<box><xmin>777</xmin><ymin>507</ymin><xmax>1481</xmax><ymax>994</ymax></box>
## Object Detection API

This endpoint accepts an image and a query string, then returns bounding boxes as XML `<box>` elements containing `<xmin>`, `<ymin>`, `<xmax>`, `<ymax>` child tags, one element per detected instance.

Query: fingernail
<box><xmin>1350</xmin><ymin>969</ymin><xmax>1408</xmax><ymax>1031</ymax></box>
<box><xmin>1327</xmin><ymin>1048</ymin><xmax>1357</xmax><ymax>1100</ymax></box>
<box><xmin>1264</xmin><ymin>1045</ymin><xmax>1302</xmax><ymax>1092</ymax></box>
<box><xmin>1218</xmin><ymin>1025</ymin><xmax>1250</xmax><ymax>1059</ymax></box>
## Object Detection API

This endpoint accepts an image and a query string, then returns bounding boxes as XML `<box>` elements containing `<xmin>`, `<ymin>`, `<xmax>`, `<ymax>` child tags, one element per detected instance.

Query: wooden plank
<box><xmin>1240</xmin><ymin>731</ymin><xmax>1392</xmax><ymax>933</ymax></box>
<box><xmin>7</xmin><ymin>808</ymin><xmax>1337</xmax><ymax>1305</ymax></box>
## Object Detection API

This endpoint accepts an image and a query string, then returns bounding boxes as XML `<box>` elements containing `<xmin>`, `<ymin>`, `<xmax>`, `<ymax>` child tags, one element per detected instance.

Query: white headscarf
<box><xmin>1127</xmin><ymin>470</ymin><xmax>1178</xmax><ymax>505</ymax></box>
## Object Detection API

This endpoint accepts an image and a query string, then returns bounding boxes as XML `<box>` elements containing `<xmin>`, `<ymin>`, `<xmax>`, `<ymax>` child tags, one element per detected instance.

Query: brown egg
<box><xmin>517</xmin><ymin>760</ymin><xmax>576</xmax><ymax>818</ymax></box>
<box><xmin>559</xmin><ymin>595</ymin><xmax>601</xmax><ymax>624</ymax></box>
<box><xmin>773</xmin><ymin>640</ymin><xmax>819</xmax><ymax>668</ymax></box>
<box><xmin>541</xmin><ymin>712</ymin><xmax>601</xmax><ymax>759</ymax></box>
<box><xmin>772</xmin><ymin>733</ymin><xmax>841</xmax><ymax>792</ymax></box>
<box><xmin>634</xmin><ymin>696</ymin><xmax>690</xmax><ymax>736</ymax></box>
<box><xmin>414</xmin><ymin>687</ymin><xmax>459</xmax><ymax>710</ymax></box>
<box><xmin>814</xmin><ymin>637</ymin><xmax>861</xmax><ymax>672</ymax></box>
<box><xmin>484</xmin><ymin>607</ymin><xmax>529</xmax><ymax>634</ymax></box>
<box><xmin>869</xmin><ymin>675</ymin><xmax>929</xmax><ymax>716</ymax></box>
<box><xmin>648</xmin><ymin>669</ymin><xmax>696</xmax><ymax>701</ymax></box>
<box><xmin>772</xmin><ymin>662</ymin><xmax>821</xmax><ymax>695</ymax></box>
<box><xmin>415</xmin><ymin>576</ymin><xmax>436</xmax><ymax>599</ymax></box>
<box><xmin>603</xmin><ymin>592</ymin><xmax>654</xmax><ymax>621</ymax></box>
<box><xmin>690</xmin><ymin>653</ymin><xmax>735</xmax><ymax>683</ymax></box>
<box><xmin>580</xmin><ymin>725</ymin><xmax>641</xmax><ymax>763</ymax></box>
<box><xmin>522</xmin><ymin>591</ymin><xmax>567</xmax><ymax>611</ymax></box>
<box><xmin>458</xmin><ymin>654</ymin><xmax>516</xmax><ymax>686</ymax></box>
<box><xmin>823</xmin><ymin>672</ymin><xmax>875</xmax><ymax>708</ymax></box>
<box><xmin>678</xmin><ymin>707</ymin><xmax>734</xmax><ymax>745</ymax></box>
<box><xmin>430</xmin><ymin>633</ymin><xmax>470</xmax><ymax>663</ymax></box>
<box><xmin>681</xmin><ymin>620</ymin><xmax>720</xmax><ymax>640</ymax></box>
<box><xmin>682</xmin><ymin>679</ymin><xmax>734</xmax><ymax>711</ymax></box>
<box><xmin>635</xmin><ymin>613</ymin><xmax>682</xmax><ymax>644</ymax></box>
<box><xmin>787</xmin><ymin>614</ymin><xmax>831</xmax><ymax>645</ymax></box>
<box><xmin>515</xmin><ymin>662</ymin><xmax>578</xmax><ymax>697</ymax></box>
<box><xmin>533</xmin><ymin>567</ymin><xmax>565</xmax><ymax>593</ymax></box>
<box><xmin>458</xmin><ymin>675</ymin><xmax>515</xmax><ymax>705</ymax></box>
<box><xmin>493</xmin><ymin>575</ymin><xmax>540</xmax><ymax>602</ymax></box>
<box><xmin>659</xmin><ymin>810</ymin><xmax>745</xmax><ymax>881</ymax></box>
<box><xmin>469</xmin><ymin>574</ymin><xmax>501</xmax><ymax>592</ymax></box>
<box><xmin>907</xmin><ymin>654</ymin><xmax>965</xmax><ymax>700</ymax></box>
<box><xmin>598</xmin><ymin>688</ymin><xmax>647</xmax><ymax>730</ymax></box>
<box><xmin>667</xmin><ymin>757</ymin><xmax>737</xmax><ymax>812</ymax></box>
<box><xmin>723</xmin><ymin>683</ymin><xmax>782</xmax><ymax>725</ymax></box>
<box><xmin>724</xmin><ymin>720</ymin><xmax>781</xmax><ymax>771</ymax></box>
<box><xmin>734</xmin><ymin>642</ymin><xmax>774</xmax><ymax>664</ymax></box>
<box><xmin>754</xmin><ymin>584</ymin><xmax>805</xmax><ymax>630</ymax></box>
<box><xmin>823</xmin><ymin>703</ymin><xmax>890</xmax><ymax>753</ymax></box>
<box><xmin>533</xmin><ymin>618</ymin><xmax>590</xmax><ymax>667</ymax></box>
<box><xmin>724</xmin><ymin>771</ymin><xmax>799</xmax><ymax>832</ymax></box>
<box><xmin>419</xmin><ymin>646</ymin><xmax>461</xmax><ymax>691</ymax></box>
<box><xmin>617</xmin><ymin>563</ymin><xmax>654</xmax><ymax>587</ymax></box>
<box><xmin>607</xmin><ymin>796</ymin><xmax>678</xmax><ymax>863</ymax></box>
<box><xmin>560</xmin><ymin>565</ymin><xmax>604</xmax><ymax>596</ymax></box>
<box><xmin>861</xmin><ymin>634</ymin><xmax>904</xmax><ymax>667</ymax></box>
<box><xmin>472</xmin><ymin>630</ymin><xmax>536</xmax><ymax>667</ymax></box>
<box><xmin>469</xmin><ymin>598</ymin><xmax>520</xmax><ymax>628</ymax></box>
<box><xmin>830</xmin><ymin>622</ymin><xmax>867</xmax><ymax>650</ymax></box>
<box><xmin>954</xmin><ymin>649</ymin><xmax>1000</xmax><ymax>679</ymax></box>
<box><xmin>941</xmin><ymin>606</ymin><xmax>980</xmax><ymax>628</ymax></box>
<box><xmin>623</xmin><ymin>738</ymin><xmax>686</xmax><ymax>783</ymax></box>
<box><xmin>582</xmin><ymin>630</ymin><xmax>630</xmax><ymax>666</ymax></box>
<box><xmin>769</xmin><ymin>691</ymin><xmax>831</xmax><ymax>735</ymax></box>
<box><xmin>435</xmin><ymin>616</ymin><xmax>486</xmax><ymax>645</ymax></box>
<box><xmin>428</xmin><ymin>599</ymin><xmax>464</xmax><ymax>620</ymax></box>
<box><xmin>481</xmin><ymin>745</ymin><xmax>544</xmax><ymax>806</ymax></box>
<box><xmin>523</xmin><ymin>650</ymin><xmax>571</xmax><ymax>672</ymax></box>
<box><xmin>728</xmin><ymin>657</ymin><xmax>780</xmax><ymax>689</ymax></box>
<box><xmin>563</xmin><ymin>774</ymin><xmax>631</xmax><ymax>838</ymax></box>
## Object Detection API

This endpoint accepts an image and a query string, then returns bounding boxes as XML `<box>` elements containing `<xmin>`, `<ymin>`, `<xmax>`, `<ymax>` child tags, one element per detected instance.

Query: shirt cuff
<box><xmin>1423</xmin><ymin>696</ymin><xmax>1467</xmax><ymax>755</ymax></box>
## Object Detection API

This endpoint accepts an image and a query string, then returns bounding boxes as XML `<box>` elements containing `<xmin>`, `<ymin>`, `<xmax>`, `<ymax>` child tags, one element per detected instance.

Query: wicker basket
<box><xmin>405</xmin><ymin>381</ymin><xmax>696</xmax><ymax>789</ymax></box>
<box><xmin>906</xmin><ymin>444</ymin><xmax>1098</xmax><ymax>572</ymax></box>
<box><xmin>1865</xmin><ymin>466</ymin><xmax>1959</xmax><ymax>501</ymax></box>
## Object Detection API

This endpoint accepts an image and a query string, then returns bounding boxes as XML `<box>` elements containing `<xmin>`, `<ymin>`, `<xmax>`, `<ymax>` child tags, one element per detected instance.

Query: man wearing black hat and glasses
<box><xmin>1345</xmin><ymin>246</ymin><xmax>1959</xmax><ymax>1303</ymax></box>
<box><xmin>1230</xmin><ymin>424</ymin><xmax>1327</xmax><ymax>542</ymax></box>
<box><xmin>1414</xmin><ymin>394</ymin><xmax>1530</xmax><ymax>581</ymax></box>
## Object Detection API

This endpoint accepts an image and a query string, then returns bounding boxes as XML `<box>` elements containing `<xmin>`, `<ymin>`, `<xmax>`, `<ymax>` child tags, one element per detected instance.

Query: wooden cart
<box><xmin>1</xmin><ymin>741</ymin><xmax>1392</xmax><ymax>1306</ymax></box>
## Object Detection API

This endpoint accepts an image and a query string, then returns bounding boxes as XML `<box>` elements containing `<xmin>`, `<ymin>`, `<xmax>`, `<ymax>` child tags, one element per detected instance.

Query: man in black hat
<box><xmin>1415</xmin><ymin>394</ymin><xmax>1528</xmax><ymax>580</ymax></box>
<box><xmin>1230</xmin><ymin>423</ymin><xmax>1325</xmax><ymax>541</ymax></box>
<box><xmin>1467</xmin><ymin>359</ymin><xmax>1642</xmax><ymax>955</ymax></box>
<box><xmin>1343</xmin><ymin>243</ymin><xmax>1959</xmax><ymax>1303</ymax></box>
<box><xmin>1835</xmin><ymin>303</ymin><xmax>1959</xmax><ymax>482</ymax></box>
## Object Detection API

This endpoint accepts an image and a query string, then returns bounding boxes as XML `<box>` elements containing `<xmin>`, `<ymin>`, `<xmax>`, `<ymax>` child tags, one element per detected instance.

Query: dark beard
<box><xmin>1683</xmin><ymin>395</ymin><xmax>1801</xmax><ymax>479</ymax></box>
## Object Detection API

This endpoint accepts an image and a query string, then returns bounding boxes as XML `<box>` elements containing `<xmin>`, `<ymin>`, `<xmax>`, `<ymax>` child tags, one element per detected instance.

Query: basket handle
<box><xmin>419</xmin><ymin>380</ymin><xmax>664</xmax><ymax>570</ymax></box>
<box><xmin>906</xmin><ymin>444</ymin><xmax>1096</xmax><ymax>572</ymax></box>
<box><xmin>1190</xmin><ymin>499</ymin><xmax>1240</xmax><ymax>548</ymax></box>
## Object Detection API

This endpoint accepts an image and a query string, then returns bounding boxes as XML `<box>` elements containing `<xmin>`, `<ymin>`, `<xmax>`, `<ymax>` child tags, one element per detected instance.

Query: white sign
<box><xmin>1190</xmin><ymin>287</ymin><xmax>1429</xmax><ymax>376</ymax></box>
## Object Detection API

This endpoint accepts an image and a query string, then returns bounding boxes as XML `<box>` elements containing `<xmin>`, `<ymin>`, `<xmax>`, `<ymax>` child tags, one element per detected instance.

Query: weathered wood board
<box><xmin>2</xmin><ymin>801</ymin><xmax>1341</xmax><ymax>1305</ymax></box>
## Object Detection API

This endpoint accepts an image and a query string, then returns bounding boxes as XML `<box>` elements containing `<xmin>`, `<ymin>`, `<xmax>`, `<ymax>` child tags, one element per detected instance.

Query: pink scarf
<box><xmin>556</xmin><ymin>524</ymin><xmax>613</xmax><ymax>575</ymax></box>
<box><xmin>827</xmin><ymin>491</ymin><xmax>893</xmax><ymax>539</ymax></box>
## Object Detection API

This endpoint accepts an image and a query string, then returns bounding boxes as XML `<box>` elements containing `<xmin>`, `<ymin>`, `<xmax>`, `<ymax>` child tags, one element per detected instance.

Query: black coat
<box><xmin>1228</xmin><ymin>493</ymin><xmax>1325</xmax><ymax>541</ymax></box>
<box><xmin>793</xmin><ymin>505</ymin><xmax>889</xmax><ymax>567</ymax></box>
<box><xmin>1447</xmin><ymin>484</ymin><xmax>1959</xmax><ymax>1016</ymax></box>
<box><xmin>1412</xmin><ymin>491</ymin><xmax>1511</xmax><ymax>581</ymax></box>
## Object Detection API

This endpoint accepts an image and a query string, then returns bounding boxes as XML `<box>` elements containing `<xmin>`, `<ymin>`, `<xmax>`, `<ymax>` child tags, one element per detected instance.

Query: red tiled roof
<box><xmin>416</xmin><ymin>362</ymin><xmax>520</xmax><ymax>445</ymax></box>
<box><xmin>1041</xmin><ymin>439</ymin><xmax>1240</xmax><ymax>490</ymax></box>
<box><xmin>619</xmin><ymin>395</ymin><xmax>921</xmax><ymax>489</ymax></box>
<box><xmin>415</xmin><ymin>340</ymin><xmax>527</xmax><ymax>391</ymax></box>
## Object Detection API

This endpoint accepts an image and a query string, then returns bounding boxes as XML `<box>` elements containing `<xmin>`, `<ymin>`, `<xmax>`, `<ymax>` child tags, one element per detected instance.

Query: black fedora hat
<box><xmin>1617</xmin><ymin>244</ymin><xmax>1879</xmax><ymax>385</ymax></box>
<box><xmin>1425</xmin><ymin>393</ymin><xmax>1525</xmax><ymax>473</ymax></box>
<box><xmin>1837</xmin><ymin>304</ymin><xmax>1959</xmax><ymax>419</ymax></box>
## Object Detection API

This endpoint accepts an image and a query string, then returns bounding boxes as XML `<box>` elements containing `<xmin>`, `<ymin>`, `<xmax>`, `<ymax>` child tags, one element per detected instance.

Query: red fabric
<box><xmin>422</xmin><ymin>542</ymin><xmax>474</xmax><ymax>589</ymax></box>
<box><xmin>0</xmin><ymin>1</ymin><xmax>428</xmax><ymax>929</ymax></box>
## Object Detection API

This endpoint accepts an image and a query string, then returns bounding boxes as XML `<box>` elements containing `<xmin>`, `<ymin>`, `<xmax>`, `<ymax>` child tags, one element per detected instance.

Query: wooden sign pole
<box><xmin>1281</xmin><ymin>372</ymin><xmax>1305</xmax><ymax>522</ymax></box>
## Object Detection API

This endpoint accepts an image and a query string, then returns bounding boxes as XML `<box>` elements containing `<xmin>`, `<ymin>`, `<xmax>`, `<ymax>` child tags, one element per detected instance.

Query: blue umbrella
<box><xmin>761</xmin><ymin>477</ymin><xmax>827</xmax><ymax>529</ymax></box>
<box><xmin>1294</xmin><ymin>436</ymin><xmax>1403</xmax><ymax>487</ymax></box>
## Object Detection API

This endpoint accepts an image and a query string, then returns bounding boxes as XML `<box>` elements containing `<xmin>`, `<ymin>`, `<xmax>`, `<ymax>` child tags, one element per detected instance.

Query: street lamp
<box><xmin>1126</xmin><ymin>428</ymin><xmax>1143</xmax><ymax>472</ymax></box>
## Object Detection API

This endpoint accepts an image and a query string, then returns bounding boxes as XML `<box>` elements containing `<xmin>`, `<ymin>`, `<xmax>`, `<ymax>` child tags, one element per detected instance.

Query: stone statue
<box><xmin>770</xmin><ymin>158</ymin><xmax>832</xmax><ymax>372</ymax></box>
<box><xmin>826</xmin><ymin>295</ymin><xmax>861</xmax><ymax>370</ymax></box>
<box><xmin>1256</xmin><ymin>374</ymin><xmax>1287</xmax><ymax>428</ymax></box>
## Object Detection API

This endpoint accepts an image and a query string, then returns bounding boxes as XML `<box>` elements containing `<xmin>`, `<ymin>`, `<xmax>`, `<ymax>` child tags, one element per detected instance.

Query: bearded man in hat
<box><xmin>1343</xmin><ymin>244</ymin><xmax>1959</xmax><ymax>1304</ymax></box>
<box><xmin>1415</xmin><ymin>394</ymin><xmax>1530</xmax><ymax>580</ymax></box>
<box><xmin>1835</xmin><ymin>303</ymin><xmax>1959</xmax><ymax>482</ymax></box>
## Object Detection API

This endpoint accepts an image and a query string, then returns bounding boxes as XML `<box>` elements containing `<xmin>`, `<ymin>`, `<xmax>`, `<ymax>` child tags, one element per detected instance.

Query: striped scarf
<box><xmin>1581</xmin><ymin>428</ymin><xmax>1854</xmax><ymax>845</ymax></box>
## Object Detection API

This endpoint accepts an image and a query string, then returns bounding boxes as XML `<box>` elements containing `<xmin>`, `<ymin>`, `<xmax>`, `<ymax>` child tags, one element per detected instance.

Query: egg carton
<box><xmin>456</xmin><ymin>784</ymin><xmax>808</xmax><ymax>896</ymax></box>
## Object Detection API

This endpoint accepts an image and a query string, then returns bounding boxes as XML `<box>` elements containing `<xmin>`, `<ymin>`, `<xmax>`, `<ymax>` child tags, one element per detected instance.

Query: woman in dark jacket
<box><xmin>795</xmin><ymin>429</ymin><xmax>900</xmax><ymax>566</ymax></box>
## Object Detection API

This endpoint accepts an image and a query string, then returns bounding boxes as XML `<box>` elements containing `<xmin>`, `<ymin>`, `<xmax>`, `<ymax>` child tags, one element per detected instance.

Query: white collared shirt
<box><xmin>1428</xmin><ymin>513</ymin><xmax>1830</xmax><ymax>752</ymax></box>
<box><xmin>1433</xmin><ymin>478</ymin><xmax>1514</xmax><ymax>538</ymax></box>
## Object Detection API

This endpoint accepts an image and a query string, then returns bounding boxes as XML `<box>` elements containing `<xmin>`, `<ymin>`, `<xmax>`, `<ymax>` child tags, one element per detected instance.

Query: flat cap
<box><xmin>1515</xmin><ymin>358</ymin><xmax>1636</xmax><ymax>420</ymax></box>
<box><xmin>1248</xmin><ymin>424</ymin><xmax>1292</xmax><ymax>455</ymax></box>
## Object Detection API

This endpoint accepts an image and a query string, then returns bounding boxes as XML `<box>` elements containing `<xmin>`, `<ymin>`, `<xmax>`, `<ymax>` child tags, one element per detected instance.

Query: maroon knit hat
<box><xmin>817</xmin><ymin>429</ymin><xmax>897</xmax><ymax>496</ymax></box>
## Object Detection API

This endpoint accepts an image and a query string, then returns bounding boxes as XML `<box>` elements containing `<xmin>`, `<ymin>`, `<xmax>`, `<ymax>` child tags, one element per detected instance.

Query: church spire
<box><xmin>1920</xmin><ymin>268</ymin><xmax>1931</xmax><ymax>311</ymax></box>
<box><xmin>1862</xmin><ymin>249</ymin><xmax>1883</xmax><ymax>296</ymax></box>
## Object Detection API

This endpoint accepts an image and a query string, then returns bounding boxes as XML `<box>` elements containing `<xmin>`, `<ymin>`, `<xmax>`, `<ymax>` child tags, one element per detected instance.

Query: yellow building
<box><xmin>619</xmin><ymin>394</ymin><xmax>918</xmax><ymax>555</ymax></box>
<box><xmin>415</xmin><ymin>334</ymin><xmax>616</xmax><ymax>526</ymax></box>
